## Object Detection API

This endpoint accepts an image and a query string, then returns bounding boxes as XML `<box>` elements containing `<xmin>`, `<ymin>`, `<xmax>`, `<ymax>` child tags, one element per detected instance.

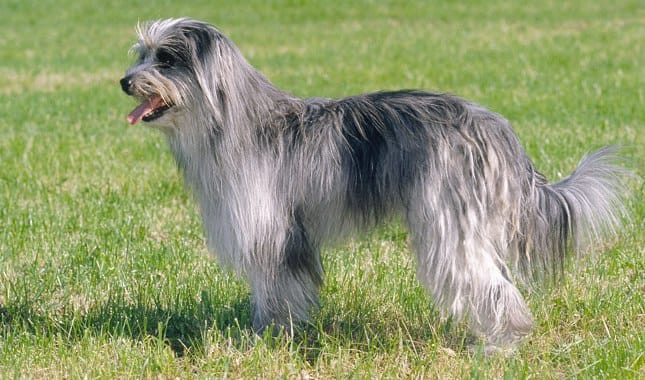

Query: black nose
<box><xmin>120</xmin><ymin>76</ymin><xmax>132</xmax><ymax>94</ymax></box>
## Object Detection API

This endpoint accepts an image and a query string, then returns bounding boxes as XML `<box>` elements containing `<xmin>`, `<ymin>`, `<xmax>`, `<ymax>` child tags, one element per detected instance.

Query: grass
<box><xmin>0</xmin><ymin>0</ymin><xmax>643</xmax><ymax>378</ymax></box>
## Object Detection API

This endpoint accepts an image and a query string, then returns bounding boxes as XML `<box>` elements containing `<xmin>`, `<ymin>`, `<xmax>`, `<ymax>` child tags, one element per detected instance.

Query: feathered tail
<box><xmin>517</xmin><ymin>146</ymin><xmax>628</xmax><ymax>281</ymax></box>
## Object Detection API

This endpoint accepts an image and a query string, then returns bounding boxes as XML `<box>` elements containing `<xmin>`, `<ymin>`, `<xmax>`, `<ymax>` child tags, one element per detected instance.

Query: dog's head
<box><xmin>120</xmin><ymin>18</ymin><xmax>226</xmax><ymax>128</ymax></box>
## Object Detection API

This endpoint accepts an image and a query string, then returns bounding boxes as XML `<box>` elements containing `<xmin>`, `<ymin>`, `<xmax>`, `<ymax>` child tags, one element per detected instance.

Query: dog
<box><xmin>120</xmin><ymin>18</ymin><xmax>627</xmax><ymax>352</ymax></box>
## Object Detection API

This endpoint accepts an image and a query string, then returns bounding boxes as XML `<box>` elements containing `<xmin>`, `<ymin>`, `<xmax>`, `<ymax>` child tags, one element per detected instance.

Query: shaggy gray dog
<box><xmin>120</xmin><ymin>18</ymin><xmax>626</xmax><ymax>352</ymax></box>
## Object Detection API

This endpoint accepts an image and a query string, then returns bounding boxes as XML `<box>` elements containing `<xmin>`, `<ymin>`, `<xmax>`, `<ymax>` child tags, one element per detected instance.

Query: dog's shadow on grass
<box><xmin>0</xmin><ymin>294</ymin><xmax>253</xmax><ymax>357</ymax></box>
<box><xmin>0</xmin><ymin>294</ymin><xmax>469</xmax><ymax>361</ymax></box>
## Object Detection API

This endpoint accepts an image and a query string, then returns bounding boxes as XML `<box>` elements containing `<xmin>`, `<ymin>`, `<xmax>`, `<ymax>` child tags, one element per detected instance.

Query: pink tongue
<box><xmin>127</xmin><ymin>95</ymin><xmax>164</xmax><ymax>125</ymax></box>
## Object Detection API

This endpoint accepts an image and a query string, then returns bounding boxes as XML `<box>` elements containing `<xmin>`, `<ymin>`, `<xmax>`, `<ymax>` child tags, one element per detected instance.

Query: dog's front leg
<box><xmin>248</xmin><ymin>213</ymin><xmax>324</xmax><ymax>334</ymax></box>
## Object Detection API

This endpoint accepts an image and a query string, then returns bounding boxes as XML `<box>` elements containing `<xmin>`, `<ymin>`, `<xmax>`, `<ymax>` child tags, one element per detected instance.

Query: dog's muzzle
<box><xmin>120</xmin><ymin>75</ymin><xmax>173</xmax><ymax>125</ymax></box>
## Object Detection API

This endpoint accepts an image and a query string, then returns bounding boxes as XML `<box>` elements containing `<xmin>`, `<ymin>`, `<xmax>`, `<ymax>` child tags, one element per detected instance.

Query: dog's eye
<box><xmin>156</xmin><ymin>49</ymin><xmax>176</xmax><ymax>67</ymax></box>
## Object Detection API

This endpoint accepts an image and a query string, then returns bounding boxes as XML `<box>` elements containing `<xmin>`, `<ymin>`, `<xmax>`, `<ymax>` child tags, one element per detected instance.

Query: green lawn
<box><xmin>1</xmin><ymin>0</ymin><xmax>643</xmax><ymax>378</ymax></box>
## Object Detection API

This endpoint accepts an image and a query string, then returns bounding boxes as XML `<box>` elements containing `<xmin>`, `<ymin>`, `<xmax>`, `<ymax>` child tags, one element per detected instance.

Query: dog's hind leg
<box><xmin>462</xmin><ymin>250</ymin><xmax>534</xmax><ymax>353</ymax></box>
<box><xmin>407</xmin><ymin>201</ymin><xmax>533</xmax><ymax>352</ymax></box>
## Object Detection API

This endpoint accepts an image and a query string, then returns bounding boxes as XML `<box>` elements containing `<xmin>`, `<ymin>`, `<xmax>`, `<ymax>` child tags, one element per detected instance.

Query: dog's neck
<box><xmin>163</xmin><ymin>90</ymin><xmax>295</xmax><ymax>199</ymax></box>
<box><xmin>163</xmin><ymin>47</ymin><xmax>304</xmax><ymax>201</ymax></box>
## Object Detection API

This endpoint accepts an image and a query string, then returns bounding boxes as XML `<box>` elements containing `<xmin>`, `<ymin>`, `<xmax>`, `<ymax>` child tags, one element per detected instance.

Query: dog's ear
<box><xmin>180</xmin><ymin>22</ymin><xmax>221</xmax><ymax>68</ymax></box>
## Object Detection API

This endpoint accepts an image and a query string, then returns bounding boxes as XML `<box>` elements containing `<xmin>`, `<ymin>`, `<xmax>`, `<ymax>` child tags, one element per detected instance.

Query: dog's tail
<box><xmin>516</xmin><ymin>146</ymin><xmax>629</xmax><ymax>281</ymax></box>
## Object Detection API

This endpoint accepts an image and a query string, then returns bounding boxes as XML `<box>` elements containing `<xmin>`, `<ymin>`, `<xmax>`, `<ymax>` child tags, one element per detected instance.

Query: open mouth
<box><xmin>127</xmin><ymin>95</ymin><xmax>173</xmax><ymax>125</ymax></box>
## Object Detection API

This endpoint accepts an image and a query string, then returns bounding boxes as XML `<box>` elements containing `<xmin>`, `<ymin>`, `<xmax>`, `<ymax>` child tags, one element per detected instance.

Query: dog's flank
<box><xmin>121</xmin><ymin>18</ymin><xmax>628</xmax><ymax>351</ymax></box>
